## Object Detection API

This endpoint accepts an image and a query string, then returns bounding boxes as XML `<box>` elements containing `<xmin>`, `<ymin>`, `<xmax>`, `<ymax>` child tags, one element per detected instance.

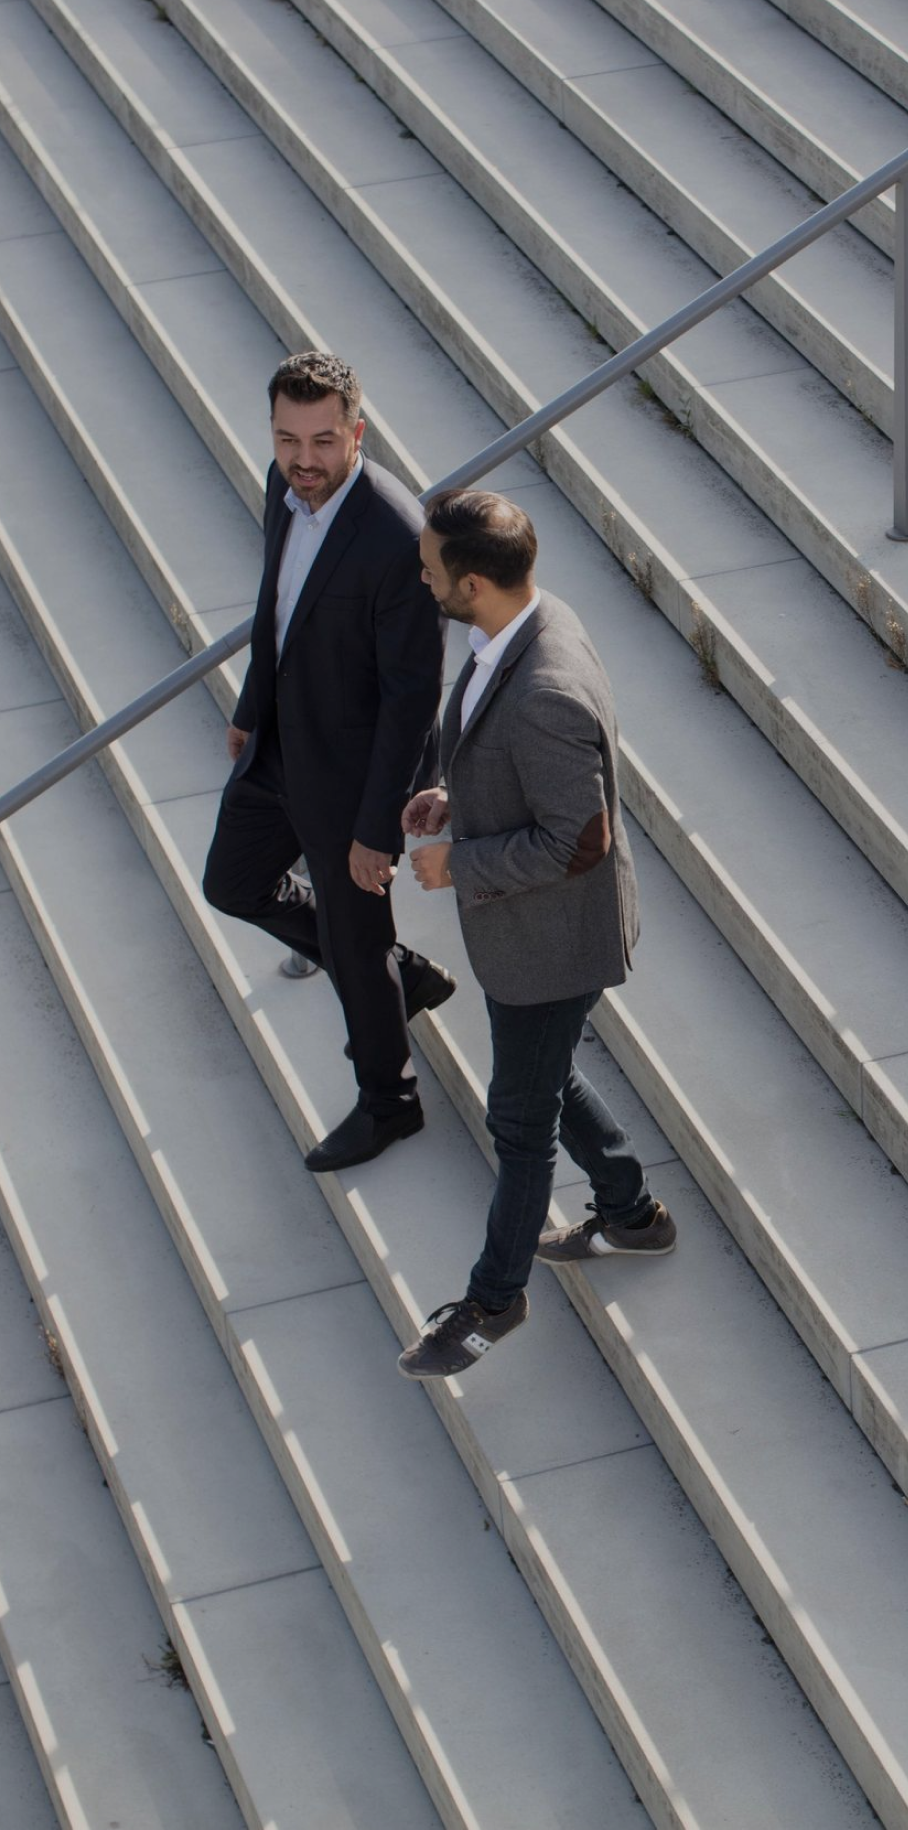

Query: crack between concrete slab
<box><xmin>384</xmin><ymin>31</ymin><xmax>466</xmax><ymax>51</ymax></box>
<box><xmin>0</xmin><ymin>1392</ymin><xmax>69</xmax><ymax>1419</ymax></box>
<box><xmin>0</xmin><ymin>693</ymin><xmax>64</xmax><ymax>716</ymax></box>
<box><xmin>131</xmin><ymin>263</ymin><xmax>227</xmax><ymax>293</ymax></box>
<box><xmin>682</xmin><ymin>553</ymin><xmax>802</xmax><ymax>587</ymax></box>
<box><xmin>198</xmin><ymin>598</ymin><xmax>258</xmax><ymax>619</ymax></box>
<box><xmin>502</xmin><ymin>1436</ymin><xmax>652</xmax><ymax>1488</ymax></box>
<box><xmin>853</xmin><ymin>1332</ymin><xmax>908</xmax><ymax>1359</ymax></box>
<box><xmin>145</xmin><ymin>783</ymin><xmax>231</xmax><ymax>811</ymax></box>
<box><xmin>700</xmin><ymin>360</ymin><xmax>813</xmax><ymax>390</ymax></box>
<box><xmin>226</xmin><ymin>1274</ymin><xmax>369</xmax><ymax>1323</ymax></box>
<box><xmin>179</xmin><ymin>1560</ymin><xmax>323</xmax><ymax>1608</ymax></box>
<box><xmin>0</xmin><ymin>226</ymin><xmax>62</xmax><ymax>250</ymax></box>
<box><xmin>353</xmin><ymin>169</ymin><xmax>447</xmax><ymax>195</ymax></box>
<box><xmin>168</xmin><ymin>128</ymin><xmax>264</xmax><ymax>157</ymax></box>
<box><xmin>863</xmin><ymin>1047</ymin><xmax>908</xmax><ymax>1068</ymax></box>
<box><xmin>565</xmin><ymin>56</ymin><xmax>664</xmax><ymax>83</ymax></box>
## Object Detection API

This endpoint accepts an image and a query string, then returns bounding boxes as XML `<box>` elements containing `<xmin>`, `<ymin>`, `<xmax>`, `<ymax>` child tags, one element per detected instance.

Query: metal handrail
<box><xmin>3</xmin><ymin>142</ymin><xmax>908</xmax><ymax>828</ymax></box>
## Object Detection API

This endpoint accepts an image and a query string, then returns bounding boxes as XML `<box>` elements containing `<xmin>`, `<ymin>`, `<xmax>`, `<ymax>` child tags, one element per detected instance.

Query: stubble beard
<box><xmin>283</xmin><ymin>452</ymin><xmax>356</xmax><ymax>511</ymax></box>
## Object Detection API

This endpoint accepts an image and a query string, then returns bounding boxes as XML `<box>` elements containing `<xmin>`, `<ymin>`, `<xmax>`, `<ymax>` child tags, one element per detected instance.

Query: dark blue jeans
<box><xmin>467</xmin><ymin>990</ymin><xmax>654</xmax><ymax>1311</ymax></box>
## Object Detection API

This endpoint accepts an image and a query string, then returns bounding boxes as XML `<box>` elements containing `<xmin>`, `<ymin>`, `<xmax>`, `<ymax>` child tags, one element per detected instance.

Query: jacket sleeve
<box><xmin>233</xmin><ymin>665</ymin><xmax>257</xmax><ymax>733</ymax></box>
<box><xmin>448</xmin><ymin>688</ymin><xmax>613</xmax><ymax>903</ymax></box>
<box><xmin>353</xmin><ymin>544</ymin><xmax>445</xmax><ymax>853</ymax></box>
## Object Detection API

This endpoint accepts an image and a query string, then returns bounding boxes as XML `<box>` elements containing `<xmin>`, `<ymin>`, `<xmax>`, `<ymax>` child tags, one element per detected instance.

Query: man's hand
<box><xmin>227</xmin><ymin>724</ymin><xmax>250</xmax><ymax>762</ymax></box>
<box><xmin>411</xmin><ymin>841</ymin><xmax>453</xmax><ymax>892</ymax></box>
<box><xmin>350</xmin><ymin>839</ymin><xmax>397</xmax><ymax>896</ymax></box>
<box><xmin>402</xmin><ymin>787</ymin><xmax>450</xmax><ymax>837</ymax></box>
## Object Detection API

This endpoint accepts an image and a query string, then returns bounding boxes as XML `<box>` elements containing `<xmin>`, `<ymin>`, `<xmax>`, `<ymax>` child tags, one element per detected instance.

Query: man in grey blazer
<box><xmin>398</xmin><ymin>490</ymin><xmax>674</xmax><ymax>1380</ymax></box>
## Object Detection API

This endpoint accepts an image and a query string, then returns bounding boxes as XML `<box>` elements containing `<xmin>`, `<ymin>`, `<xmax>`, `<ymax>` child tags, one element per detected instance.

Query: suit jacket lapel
<box><xmin>278</xmin><ymin>470</ymin><xmax>367</xmax><ymax>661</ymax></box>
<box><xmin>441</xmin><ymin>655</ymin><xmax>476</xmax><ymax>773</ymax></box>
<box><xmin>446</xmin><ymin>603</ymin><xmax>547</xmax><ymax>767</ymax></box>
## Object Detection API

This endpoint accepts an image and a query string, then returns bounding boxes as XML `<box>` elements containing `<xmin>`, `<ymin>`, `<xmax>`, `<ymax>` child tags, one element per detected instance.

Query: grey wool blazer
<box><xmin>442</xmin><ymin>591</ymin><xmax>640</xmax><ymax>1005</ymax></box>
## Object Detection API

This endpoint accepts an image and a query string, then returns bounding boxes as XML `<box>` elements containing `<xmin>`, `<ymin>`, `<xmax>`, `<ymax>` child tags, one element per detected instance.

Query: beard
<box><xmin>438</xmin><ymin>585</ymin><xmax>476</xmax><ymax>624</ymax></box>
<box><xmin>281</xmin><ymin>454</ymin><xmax>355</xmax><ymax>510</ymax></box>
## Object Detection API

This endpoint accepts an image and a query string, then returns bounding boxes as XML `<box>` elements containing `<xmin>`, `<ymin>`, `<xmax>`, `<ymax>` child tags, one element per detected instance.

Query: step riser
<box><xmin>0</xmin><ymin>94</ymin><xmax>262</xmax><ymax>521</ymax></box>
<box><xmin>30</xmin><ymin>0</ymin><xmax>908</xmax><ymax>894</ymax></box>
<box><xmin>770</xmin><ymin>0</ymin><xmax>908</xmax><ymax>113</ymax></box>
<box><xmin>407</xmin><ymin>1013</ymin><xmax>905</xmax><ymax>1829</ymax></box>
<box><xmin>439</xmin><ymin>0</ymin><xmax>892</xmax><ymax>434</ymax></box>
<box><xmin>0</xmin><ymin>1176</ymin><xmax>266</xmax><ymax>1830</ymax></box>
<box><xmin>0</xmin><ymin>782</ymin><xmax>680</xmax><ymax>1828</ymax></box>
<box><xmin>15</xmin><ymin>0</ymin><xmax>908</xmax><ymax>939</ymax></box>
<box><xmin>589</xmin><ymin>0</ymin><xmax>894</xmax><ymax>257</ymax></box>
<box><xmin>234</xmin><ymin>0</ymin><xmax>904</xmax><ymax>640</ymax></box>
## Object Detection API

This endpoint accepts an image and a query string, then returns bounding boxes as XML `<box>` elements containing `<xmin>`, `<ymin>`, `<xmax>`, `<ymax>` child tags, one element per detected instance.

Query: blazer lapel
<box><xmin>278</xmin><ymin>470</ymin><xmax>367</xmax><ymax>660</ymax></box>
<box><xmin>441</xmin><ymin>654</ymin><xmax>477</xmax><ymax>774</ymax></box>
<box><xmin>448</xmin><ymin>604</ymin><xmax>546</xmax><ymax>765</ymax></box>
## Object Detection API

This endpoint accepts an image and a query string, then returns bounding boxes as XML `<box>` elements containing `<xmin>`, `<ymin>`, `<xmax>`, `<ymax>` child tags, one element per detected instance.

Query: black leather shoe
<box><xmin>344</xmin><ymin>960</ymin><xmax>456</xmax><ymax>1059</ymax></box>
<box><xmin>305</xmin><ymin>1100</ymin><xmax>424</xmax><ymax>1173</ymax></box>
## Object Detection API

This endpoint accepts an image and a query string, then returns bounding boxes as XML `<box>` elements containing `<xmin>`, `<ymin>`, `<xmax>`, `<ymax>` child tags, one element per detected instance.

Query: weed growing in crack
<box><xmin>689</xmin><ymin>607</ymin><xmax>722</xmax><ymax>692</ymax></box>
<box><xmin>144</xmin><ymin>1637</ymin><xmax>190</xmax><ymax>1690</ymax></box>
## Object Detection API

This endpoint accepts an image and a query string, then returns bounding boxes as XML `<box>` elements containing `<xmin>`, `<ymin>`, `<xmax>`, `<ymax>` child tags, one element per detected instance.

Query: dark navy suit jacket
<box><xmin>235</xmin><ymin>457</ymin><xmax>444</xmax><ymax>855</ymax></box>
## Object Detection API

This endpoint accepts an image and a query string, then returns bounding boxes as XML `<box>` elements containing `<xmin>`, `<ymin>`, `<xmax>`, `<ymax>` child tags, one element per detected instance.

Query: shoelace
<box><xmin>422</xmin><ymin>1299</ymin><xmax>476</xmax><ymax>1341</ymax></box>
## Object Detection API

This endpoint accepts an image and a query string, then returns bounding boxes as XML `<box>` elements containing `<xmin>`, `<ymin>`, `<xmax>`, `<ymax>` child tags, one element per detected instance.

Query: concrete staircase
<box><xmin>0</xmin><ymin>0</ymin><xmax>908</xmax><ymax>1823</ymax></box>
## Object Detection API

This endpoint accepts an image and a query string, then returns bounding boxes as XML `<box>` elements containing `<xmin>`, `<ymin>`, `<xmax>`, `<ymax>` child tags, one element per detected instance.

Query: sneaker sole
<box><xmin>536</xmin><ymin>1234</ymin><xmax>677</xmax><ymax>1261</ymax></box>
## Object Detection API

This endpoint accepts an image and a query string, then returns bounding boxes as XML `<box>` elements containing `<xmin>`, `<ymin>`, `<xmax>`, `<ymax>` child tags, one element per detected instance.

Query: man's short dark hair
<box><xmin>424</xmin><ymin>490</ymin><xmax>537</xmax><ymax>591</ymax></box>
<box><xmin>268</xmin><ymin>351</ymin><xmax>362</xmax><ymax>424</ymax></box>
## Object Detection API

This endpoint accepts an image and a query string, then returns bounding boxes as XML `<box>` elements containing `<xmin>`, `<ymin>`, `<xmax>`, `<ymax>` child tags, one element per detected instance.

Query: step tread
<box><xmin>0</xmin><ymin>1682</ymin><xmax>59</xmax><ymax>1830</ymax></box>
<box><xmin>0</xmin><ymin>371</ymin><xmax>894</xmax><ymax>1822</ymax></box>
<box><xmin>0</xmin><ymin>869</ymin><xmax>450</xmax><ymax>1829</ymax></box>
<box><xmin>443</xmin><ymin>0</ymin><xmax>895</xmax><ymax>421</ymax></box>
<box><xmin>0</xmin><ymin>611</ymin><xmax>655</xmax><ymax>1828</ymax></box>
<box><xmin>284</xmin><ymin>0</ymin><xmax>908</xmax><ymax>604</ymax></box>
<box><xmin>41</xmin><ymin>0</ymin><xmax>908</xmax><ymax>895</ymax></box>
<box><xmin>14</xmin><ymin>0</ymin><xmax>908</xmax><ymax>934</ymax></box>
<box><xmin>3</xmin><ymin>138</ymin><xmax>908</xmax><ymax>1185</ymax></box>
<box><xmin>772</xmin><ymin>0</ymin><xmax>908</xmax><ymax>111</ymax></box>
<box><xmin>0</xmin><ymin>1175</ymin><xmax>241</xmax><ymax>1830</ymax></box>
<box><xmin>0</xmin><ymin>1397</ymin><xmax>249</xmax><ymax>1830</ymax></box>
<box><xmin>593</xmin><ymin>0</ymin><xmax>904</xmax><ymax>250</ymax></box>
<box><xmin>4</xmin><ymin>138</ymin><xmax>908</xmax><ymax>1444</ymax></box>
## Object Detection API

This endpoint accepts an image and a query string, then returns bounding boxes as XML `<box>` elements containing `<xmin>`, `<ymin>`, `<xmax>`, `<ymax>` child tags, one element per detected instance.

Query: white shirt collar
<box><xmin>283</xmin><ymin>453</ymin><xmax>363</xmax><ymax>528</ymax></box>
<box><xmin>468</xmin><ymin>589</ymin><xmax>540</xmax><ymax>669</ymax></box>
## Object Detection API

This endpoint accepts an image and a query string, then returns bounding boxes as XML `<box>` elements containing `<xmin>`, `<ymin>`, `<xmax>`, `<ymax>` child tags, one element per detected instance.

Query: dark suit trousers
<box><xmin>202</xmin><ymin>727</ymin><xmax>419</xmax><ymax>1116</ymax></box>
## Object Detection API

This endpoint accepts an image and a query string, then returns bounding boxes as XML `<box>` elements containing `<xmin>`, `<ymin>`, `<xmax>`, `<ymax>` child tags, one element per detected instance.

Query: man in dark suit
<box><xmin>397</xmin><ymin>490</ymin><xmax>674</xmax><ymax>1380</ymax></box>
<box><xmin>203</xmin><ymin>352</ymin><xmax>453</xmax><ymax>1173</ymax></box>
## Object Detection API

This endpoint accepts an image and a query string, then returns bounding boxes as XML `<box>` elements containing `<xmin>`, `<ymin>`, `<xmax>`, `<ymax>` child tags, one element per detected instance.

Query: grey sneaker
<box><xmin>536</xmin><ymin>1199</ymin><xmax>676</xmax><ymax>1262</ymax></box>
<box><xmin>398</xmin><ymin>1291</ymin><xmax>529</xmax><ymax>1380</ymax></box>
<box><xmin>279</xmin><ymin>951</ymin><xmax>321</xmax><ymax>980</ymax></box>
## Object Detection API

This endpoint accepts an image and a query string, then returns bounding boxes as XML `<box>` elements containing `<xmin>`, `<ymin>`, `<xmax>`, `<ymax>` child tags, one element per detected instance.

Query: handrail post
<box><xmin>889</xmin><ymin>179</ymin><xmax>908</xmax><ymax>541</ymax></box>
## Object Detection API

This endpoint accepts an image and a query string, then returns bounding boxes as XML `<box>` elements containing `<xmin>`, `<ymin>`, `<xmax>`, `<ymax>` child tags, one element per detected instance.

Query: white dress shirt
<box><xmin>274</xmin><ymin>455</ymin><xmax>363</xmax><ymax>660</ymax></box>
<box><xmin>460</xmin><ymin>590</ymin><xmax>541</xmax><ymax>730</ymax></box>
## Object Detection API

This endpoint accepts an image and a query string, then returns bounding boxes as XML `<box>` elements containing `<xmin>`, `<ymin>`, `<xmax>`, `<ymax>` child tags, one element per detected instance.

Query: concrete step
<box><xmin>0</xmin><ymin>1221</ymin><xmax>99</xmax><ymax>1830</ymax></box>
<box><xmin>149</xmin><ymin>0</ymin><xmax>908</xmax><ymax>650</ymax></box>
<box><xmin>0</xmin><ymin>320</ymin><xmax>903</xmax><ymax>1824</ymax></box>
<box><xmin>18</xmin><ymin>0</ymin><xmax>908</xmax><ymax>692</ymax></box>
<box><xmin>0</xmin><ymin>838</ymin><xmax>446</xmax><ymax>1829</ymax></box>
<box><xmin>591</xmin><ymin>0</ymin><xmax>906</xmax><ymax>257</ymax></box>
<box><xmin>430</xmin><ymin>0</ymin><xmax>896</xmax><ymax>435</ymax></box>
<box><xmin>770</xmin><ymin>0</ymin><xmax>908</xmax><ymax>113</ymax></box>
<box><xmin>0</xmin><ymin>1680</ymin><xmax>60</xmax><ymax>1830</ymax></box>
<box><xmin>0</xmin><ymin>392</ymin><xmax>887</xmax><ymax>1829</ymax></box>
<box><xmin>23</xmin><ymin>0</ymin><xmax>908</xmax><ymax>919</ymax></box>
<box><xmin>5</xmin><ymin>97</ymin><xmax>908</xmax><ymax>1229</ymax></box>
<box><xmin>0</xmin><ymin>1155</ymin><xmax>250</xmax><ymax>1829</ymax></box>
<box><xmin>0</xmin><ymin>593</ymin><xmax>661</xmax><ymax>1829</ymax></box>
